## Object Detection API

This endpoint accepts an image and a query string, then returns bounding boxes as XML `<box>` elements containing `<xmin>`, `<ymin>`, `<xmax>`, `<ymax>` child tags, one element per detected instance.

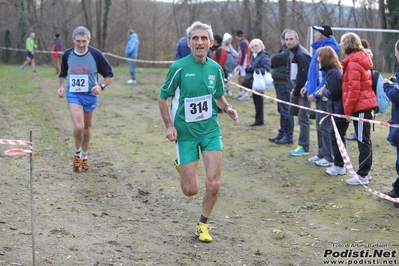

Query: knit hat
<box><xmin>236</xmin><ymin>30</ymin><xmax>244</xmax><ymax>37</ymax></box>
<box><xmin>222</xmin><ymin>33</ymin><xmax>232</xmax><ymax>44</ymax></box>
<box><xmin>312</xmin><ymin>25</ymin><xmax>333</xmax><ymax>38</ymax></box>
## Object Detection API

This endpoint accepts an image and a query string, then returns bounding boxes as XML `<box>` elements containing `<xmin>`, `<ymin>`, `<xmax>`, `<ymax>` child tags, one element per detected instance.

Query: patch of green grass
<box><xmin>272</xmin><ymin>229</ymin><xmax>289</xmax><ymax>240</ymax></box>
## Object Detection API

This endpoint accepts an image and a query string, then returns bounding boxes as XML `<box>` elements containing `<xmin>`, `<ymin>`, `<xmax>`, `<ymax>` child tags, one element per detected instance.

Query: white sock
<box><xmin>74</xmin><ymin>149</ymin><xmax>81</xmax><ymax>157</ymax></box>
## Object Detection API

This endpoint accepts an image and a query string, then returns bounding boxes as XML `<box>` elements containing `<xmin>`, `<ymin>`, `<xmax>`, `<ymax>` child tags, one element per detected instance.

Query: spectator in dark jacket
<box><xmin>269</xmin><ymin>29</ymin><xmax>294</xmax><ymax>144</ymax></box>
<box><xmin>175</xmin><ymin>36</ymin><xmax>191</xmax><ymax>60</ymax></box>
<box><xmin>316</xmin><ymin>46</ymin><xmax>349</xmax><ymax>176</ymax></box>
<box><xmin>285</xmin><ymin>30</ymin><xmax>312</xmax><ymax>156</ymax></box>
<box><xmin>383</xmin><ymin>39</ymin><xmax>399</xmax><ymax>207</ymax></box>
<box><xmin>246</xmin><ymin>38</ymin><xmax>271</xmax><ymax>126</ymax></box>
<box><xmin>340</xmin><ymin>32</ymin><xmax>377</xmax><ymax>185</ymax></box>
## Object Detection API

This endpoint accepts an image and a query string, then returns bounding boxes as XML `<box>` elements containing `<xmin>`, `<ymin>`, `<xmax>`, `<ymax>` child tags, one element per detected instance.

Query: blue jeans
<box><xmin>275</xmin><ymin>84</ymin><xmax>294</xmax><ymax>139</ymax></box>
<box><xmin>128</xmin><ymin>60</ymin><xmax>136</xmax><ymax>80</ymax></box>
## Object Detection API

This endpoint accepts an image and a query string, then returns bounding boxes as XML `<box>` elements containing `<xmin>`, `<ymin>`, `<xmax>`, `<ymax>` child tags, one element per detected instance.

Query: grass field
<box><xmin>0</xmin><ymin>64</ymin><xmax>398</xmax><ymax>266</ymax></box>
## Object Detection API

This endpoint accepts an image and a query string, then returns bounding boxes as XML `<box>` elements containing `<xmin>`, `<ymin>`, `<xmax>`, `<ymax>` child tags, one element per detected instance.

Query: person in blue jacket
<box><xmin>175</xmin><ymin>36</ymin><xmax>191</xmax><ymax>60</ymax></box>
<box><xmin>125</xmin><ymin>29</ymin><xmax>139</xmax><ymax>84</ymax></box>
<box><xmin>383</xmin><ymin>39</ymin><xmax>399</xmax><ymax>208</ymax></box>
<box><xmin>303</xmin><ymin>25</ymin><xmax>340</xmax><ymax>168</ymax></box>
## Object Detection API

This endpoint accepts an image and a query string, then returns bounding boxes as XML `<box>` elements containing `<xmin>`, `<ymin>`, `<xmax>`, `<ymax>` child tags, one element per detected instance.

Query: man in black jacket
<box><xmin>269</xmin><ymin>29</ymin><xmax>294</xmax><ymax>144</ymax></box>
<box><xmin>285</xmin><ymin>30</ymin><xmax>312</xmax><ymax>156</ymax></box>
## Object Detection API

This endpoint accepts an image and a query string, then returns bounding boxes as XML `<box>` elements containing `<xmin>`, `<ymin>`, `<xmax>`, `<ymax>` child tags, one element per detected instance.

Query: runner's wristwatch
<box><xmin>99</xmin><ymin>83</ymin><xmax>106</xmax><ymax>90</ymax></box>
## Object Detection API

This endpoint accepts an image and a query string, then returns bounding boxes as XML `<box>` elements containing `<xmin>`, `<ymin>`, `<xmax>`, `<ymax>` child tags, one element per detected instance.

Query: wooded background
<box><xmin>1</xmin><ymin>0</ymin><xmax>399</xmax><ymax>72</ymax></box>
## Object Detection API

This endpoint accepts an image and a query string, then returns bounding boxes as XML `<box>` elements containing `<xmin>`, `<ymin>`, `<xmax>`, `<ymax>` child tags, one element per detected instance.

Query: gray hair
<box><xmin>186</xmin><ymin>21</ymin><xmax>214</xmax><ymax>41</ymax></box>
<box><xmin>281</xmin><ymin>29</ymin><xmax>290</xmax><ymax>40</ymax></box>
<box><xmin>72</xmin><ymin>26</ymin><xmax>91</xmax><ymax>39</ymax></box>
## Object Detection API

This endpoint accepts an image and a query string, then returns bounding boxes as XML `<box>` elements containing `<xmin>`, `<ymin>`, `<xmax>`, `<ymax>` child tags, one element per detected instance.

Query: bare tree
<box><xmin>253</xmin><ymin>0</ymin><xmax>263</xmax><ymax>39</ymax></box>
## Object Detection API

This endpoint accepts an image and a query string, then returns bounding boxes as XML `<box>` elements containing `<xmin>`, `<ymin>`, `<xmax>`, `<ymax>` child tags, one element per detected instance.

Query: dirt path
<box><xmin>1</xmin><ymin>65</ymin><xmax>398</xmax><ymax>266</ymax></box>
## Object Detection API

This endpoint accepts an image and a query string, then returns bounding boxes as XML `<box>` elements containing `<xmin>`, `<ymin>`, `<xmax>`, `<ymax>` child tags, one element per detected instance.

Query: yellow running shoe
<box><xmin>195</xmin><ymin>222</ymin><xmax>213</xmax><ymax>243</ymax></box>
<box><xmin>174</xmin><ymin>159</ymin><xmax>180</xmax><ymax>174</ymax></box>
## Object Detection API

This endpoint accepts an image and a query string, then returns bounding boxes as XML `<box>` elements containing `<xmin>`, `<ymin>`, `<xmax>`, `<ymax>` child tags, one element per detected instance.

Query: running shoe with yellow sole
<box><xmin>195</xmin><ymin>222</ymin><xmax>213</xmax><ymax>242</ymax></box>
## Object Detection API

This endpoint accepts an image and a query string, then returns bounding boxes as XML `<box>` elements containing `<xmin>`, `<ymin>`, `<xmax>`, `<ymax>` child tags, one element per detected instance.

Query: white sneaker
<box><xmin>308</xmin><ymin>155</ymin><xmax>321</xmax><ymax>163</ymax></box>
<box><xmin>326</xmin><ymin>165</ymin><xmax>346</xmax><ymax>176</ymax></box>
<box><xmin>315</xmin><ymin>158</ymin><xmax>333</xmax><ymax>167</ymax></box>
<box><xmin>238</xmin><ymin>92</ymin><xmax>250</xmax><ymax>101</ymax></box>
<box><xmin>346</xmin><ymin>174</ymin><xmax>370</xmax><ymax>185</ymax></box>
<box><xmin>226</xmin><ymin>90</ymin><xmax>233</xmax><ymax>97</ymax></box>
<box><xmin>234</xmin><ymin>91</ymin><xmax>244</xmax><ymax>99</ymax></box>
<box><xmin>127</xmin><ymin>79</ymin><xmax>136</xmax><ymax>84</ymax></box>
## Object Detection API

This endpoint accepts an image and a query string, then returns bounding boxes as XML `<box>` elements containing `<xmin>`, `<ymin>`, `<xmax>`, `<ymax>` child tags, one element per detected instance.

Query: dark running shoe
<box><xmin>385</xmin><ymin>190</ymin><xmax>399</xmax><ymax>208</ymax></box>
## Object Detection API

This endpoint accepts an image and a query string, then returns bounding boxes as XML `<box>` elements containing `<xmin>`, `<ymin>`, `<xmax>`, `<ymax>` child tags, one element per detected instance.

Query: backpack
<box><xmin>371</xmin><ymin>69</ymin><xmax>390</xmax><ymax>114</ymax></box>
<box><xmin>224</xmin><ymin>50</ymin><xmax>237</xmax><ymax>73</ymax></box>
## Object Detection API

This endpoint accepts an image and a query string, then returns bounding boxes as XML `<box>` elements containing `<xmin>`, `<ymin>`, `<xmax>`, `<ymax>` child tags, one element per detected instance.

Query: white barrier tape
<box><xmin>228</xmin><ymin>80</ymin><xmax>399</xmax><ymax>128</ymax></box>
<box><xmin>4</xmin><ymin>148</ymin><xmax>34</xmax><ymax>156</ymax></box>
<box><xmin>0</xmin><ymin>139</ymin><xmax>32</xmax><ymax>146</ymax></box>
<box><xmin>226</xmin><ymin>80</ymin><xmax>399</xmax><ymax>203</ymax></box>
<box><xmin>1</xmin><ymin>139</ymin><xmax>34</xmax><ymax>156</ymax></box>
<box><xmin>0</xmin><ymin>46</ymin><xmax>175</xmax><ymax>64</ymax></box>
<box><xmin>331</xmin><ymin>117</ymin><xmax>399</xmax><ymax>203</ymax></box>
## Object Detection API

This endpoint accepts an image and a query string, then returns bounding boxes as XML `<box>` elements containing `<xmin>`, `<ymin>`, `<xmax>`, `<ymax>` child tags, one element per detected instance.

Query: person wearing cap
<box><xmin>125</xmin><ymin>29</ymin><xmax>139</xmax><ymax>84</ymax></box>
<box><xmin>234</xmin><ymin>30</ymin><xmax>251</xmax><ymax>100</ymax></box>
<box><xmin>269</xmin><ymin>29</ymin><xmax>294</xmax><ymax>144</ymax></box>
<box><xmin>302</xmin><ymin>25</ymin><xmax>340</xmax><ymax>167</ymax></box>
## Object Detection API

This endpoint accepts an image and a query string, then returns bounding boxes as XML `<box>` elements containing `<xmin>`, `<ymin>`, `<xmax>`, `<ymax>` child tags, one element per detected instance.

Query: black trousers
<box><xmin>352</xmin><ymin>110</ymin><xmax>373</xmax><ymax>176</ymax></box>
<box><xmin>331</xmin><ymin>117</ymin><xmax>350</xmax><ymax>167</ymax></box>
<box><xmin>253</xmin><ymin>92</ymin><xmax>264</xmax><ymax>124</ymax></box>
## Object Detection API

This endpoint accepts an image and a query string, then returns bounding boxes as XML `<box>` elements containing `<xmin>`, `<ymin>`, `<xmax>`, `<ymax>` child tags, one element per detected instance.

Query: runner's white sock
<box><xmin>74</xmin><ymin>149</ymin><xmax>81</xmax><ymax>157</ymax></box>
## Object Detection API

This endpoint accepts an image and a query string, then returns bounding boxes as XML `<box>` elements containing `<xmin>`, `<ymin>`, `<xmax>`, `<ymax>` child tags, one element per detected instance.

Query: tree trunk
<box><xmin>278</xmin><ymin>0</ymin><xmax>287</xmax><ymax>34</ymax></box>
<box><xmin>253</xmin><ymin>0</ymin><xmax>263</xmax><ymax>39</ymax></box>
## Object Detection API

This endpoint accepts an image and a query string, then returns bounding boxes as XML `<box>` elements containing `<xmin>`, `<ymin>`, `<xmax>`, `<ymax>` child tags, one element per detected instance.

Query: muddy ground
<box><xmin>0</xmin><ymin>64</ymin><xmax>398</xmax><ymax>266</ymax></box>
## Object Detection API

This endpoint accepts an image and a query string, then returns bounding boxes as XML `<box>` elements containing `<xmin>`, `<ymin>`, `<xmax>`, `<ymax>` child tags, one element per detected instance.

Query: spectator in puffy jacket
<box><xmin>340</xmin><ymin>32</ymin><xmax>377</xmax><ymax>185</ymax></box>
<box><xmin>125</xmin><ymin>29</ymin><xmax>139</xmax><ymax>84</ymax></box>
